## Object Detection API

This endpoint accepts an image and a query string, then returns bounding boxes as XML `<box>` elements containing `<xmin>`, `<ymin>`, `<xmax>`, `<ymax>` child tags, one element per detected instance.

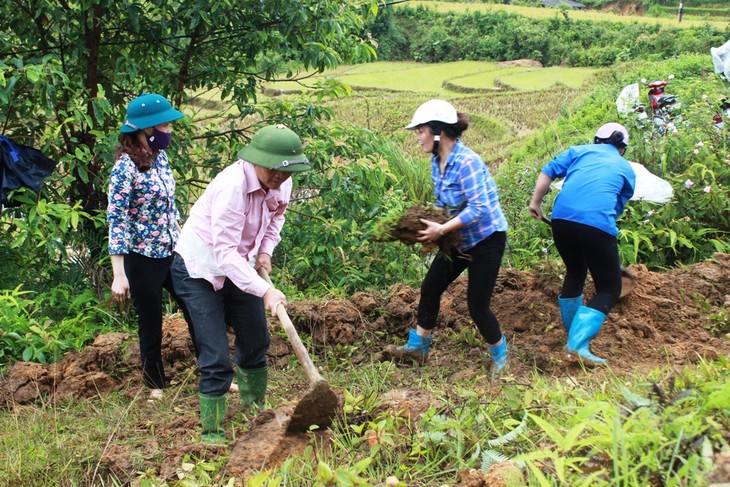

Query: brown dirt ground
<box><xmin>1</xmin><ymin>252</ymin><xmax>728</xmax><ymax>483</ymax></box>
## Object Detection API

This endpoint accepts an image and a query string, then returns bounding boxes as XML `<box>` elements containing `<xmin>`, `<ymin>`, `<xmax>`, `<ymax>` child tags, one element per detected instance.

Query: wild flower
<box><xmin>668</xmin><ymin>74</ymin><xmax>675</xmax><ymax>79</ymax></box>
<box><xmin>641</xmin><ymin>78</ymin><xmax>647</xmax><ymax>83</ymax></box>
<box><xmin>685</xmin><ymin>179</ymin><xmax>694</xmax><ymax>189</ymax></box>
<box><xmin>647</xmin><ymin>210</ymin><xmax>656</xmax><ymax>217</ymax></box>
<box><xmin>693</xmin><ymin>149</ymin><xmax>699</xmax><ymax>155</ymax></box>
<box><xmin>704</xmin><ymin>186</ymin><xmax>711</xmax><ymax>193</ymax></box>
<box><xmin>643</xmin><ymin>219</ymin><xmax>650</xmax><ymax>224</ymax></box>
<box><xmin>541</xmin><ymin>248</ymin><xmax>548</xmax><ymax>254</ymax></box>
<box><xmin>702</xmin><ymin>94</ymin><xmax>708</xmax><ymax>100</ymax></box>
<box><xmin>696</xmin><ymin>141</ymin><xmax>704</xmax><ymax>147</ymax></box>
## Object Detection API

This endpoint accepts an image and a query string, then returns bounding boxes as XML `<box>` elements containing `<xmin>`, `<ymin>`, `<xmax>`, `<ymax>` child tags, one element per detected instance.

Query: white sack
<box><xmin>616</xmin><ymin>83</ymin><xmax>641</xmax><ymax>115</ymax></box>
<box><xmin>710</xmin><ymin>38</ymin><xmax>730</xmax><ymax>79</ymax></box>
<box><xmin>627</xmin><ymin>161</ymin><xmax>673</xmax><ymax>203</ymax></box>
<box><xmin>551</xmin><ymin>161</ymin><xmax>673</xmax><ymax>204</ymax></box>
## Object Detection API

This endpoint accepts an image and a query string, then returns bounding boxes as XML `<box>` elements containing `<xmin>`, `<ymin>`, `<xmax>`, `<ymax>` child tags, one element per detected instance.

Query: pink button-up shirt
<box><xmin>175</xmin><ymin>160</ymin><xmax>290</xmax><ymax>297</ymax></box>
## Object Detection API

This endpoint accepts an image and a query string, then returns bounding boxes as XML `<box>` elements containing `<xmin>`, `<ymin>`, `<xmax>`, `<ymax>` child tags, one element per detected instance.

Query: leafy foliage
<box><xmin>500</xmin><ymin>54</ymin><xmax>730</xmax><ymax>270</ymax></box>
<box><xmin>0</xmin><ymin>0</ymin><xmax>378</xmax><ymax>295</ymax></box>
<box><xmin>275</xmin><ymin>121</ymin><xmax>430</xmax><ymax>295</ymax></box>
<box><xmin>0</xmin><ymin>286</ymin><xmax>117</xmax><ymax>365</ymax></box>
<box><xmin>375</xmin><ymin>5</ymin><xmax>729</xmax><ymax>65</ymax></box>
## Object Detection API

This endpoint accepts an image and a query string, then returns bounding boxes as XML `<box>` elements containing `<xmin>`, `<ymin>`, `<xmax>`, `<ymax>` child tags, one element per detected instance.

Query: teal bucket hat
<box><xmin>120</xmin><ymin>93</ymin><xmax>184</xmax><ymax>133</ymax></box>
<box><xmin>237</xmin><ymin>124</ymin><xmax>311</xmax><ymax>172</ymax></box>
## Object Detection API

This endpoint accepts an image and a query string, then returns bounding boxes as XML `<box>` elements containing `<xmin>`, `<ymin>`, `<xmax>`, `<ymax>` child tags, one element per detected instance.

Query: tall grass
<box><xmin>2</xmin><ymin>354</ymin><xmax>727</xmax><ymax>485</ymax></box>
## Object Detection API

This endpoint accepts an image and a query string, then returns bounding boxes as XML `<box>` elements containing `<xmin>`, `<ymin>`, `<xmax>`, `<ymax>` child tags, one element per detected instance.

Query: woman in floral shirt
<box><xmin>106</xmin><ymin>93</ymin><xmax>196</xmax><ymax>400</ymax></box>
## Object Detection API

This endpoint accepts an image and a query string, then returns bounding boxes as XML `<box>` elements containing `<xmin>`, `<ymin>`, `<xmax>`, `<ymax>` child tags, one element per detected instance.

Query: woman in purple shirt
<box><xmin>171</xmin><ymin>124</ymin><xmax>311</xmax><ymax>443</ymax></box>
<box><xmin>107</xmin><ymin>93</ymin><xmax>197</xmax><ymax>400</ymax></box>
<box><xmin>385</xmin><ymin>100</ymin><xmax>510</xmax><ymax>380</ymax></box>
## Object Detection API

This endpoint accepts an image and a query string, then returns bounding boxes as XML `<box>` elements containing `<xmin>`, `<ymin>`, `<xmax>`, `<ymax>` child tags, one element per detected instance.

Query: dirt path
<box><xmin>1</xmin><ymin>253</ymin><xmax>728</xmax><ymax>481</ymax></box>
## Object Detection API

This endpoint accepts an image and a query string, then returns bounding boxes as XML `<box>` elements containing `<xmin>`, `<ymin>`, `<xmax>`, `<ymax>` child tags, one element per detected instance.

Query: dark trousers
<box><xmin>171</xmin><ymin>253</ymin><xmax>270</xmax><ymax>396</ymax></box>
<box><xmin>418</xmin><ymin>231</ymin><xmax>506</xmax><ymax>345</ymax></box>
<box><xmin>552</xmin><ymin>219</ymin><xmax>622</xmax><ymax>315</ymax></box>
<box><xmin>124</xmin><ymin>251</ymin><xmax>197</xmax><ymax>389</ymax></box>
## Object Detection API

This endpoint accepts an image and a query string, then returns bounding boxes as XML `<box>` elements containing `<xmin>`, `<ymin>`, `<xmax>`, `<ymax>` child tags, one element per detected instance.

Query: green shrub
<box><xmin>0</xmin><ymin>286</ymin><xmax>116</xmax><ymax>366</ymax></box>
<box><xmin>501</xmin><ymin>55</ymin><xmax>730</xmax><ymax>271</ymax></box>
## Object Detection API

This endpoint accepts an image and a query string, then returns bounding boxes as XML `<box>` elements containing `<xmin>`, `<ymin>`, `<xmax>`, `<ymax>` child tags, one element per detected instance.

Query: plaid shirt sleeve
<box><xmin>455</xmin><ymin>151</ymin><xmax>491</xmax><ymax>226</ymax></box>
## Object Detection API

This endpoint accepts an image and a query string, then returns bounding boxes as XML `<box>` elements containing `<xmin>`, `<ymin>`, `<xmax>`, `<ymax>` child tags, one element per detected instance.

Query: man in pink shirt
<box><xmin>171</xmin><ymin>124</ymin><xmax>311</xmax><ymax>443</ymax></box>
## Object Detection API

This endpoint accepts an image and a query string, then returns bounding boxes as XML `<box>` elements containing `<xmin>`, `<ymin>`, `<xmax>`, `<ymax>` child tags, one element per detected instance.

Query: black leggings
<box><xmin>417</xmin><ymin>231</ymin><xmax>506</xmax><ymax>345</ymax></box>
<box><xmin>552</xmin><ymin>219</ymin><xmax>622</xmax><ymax>315</ymax></box>
<box><xmin>124</xmin><ymin>251</ymin><xmax>197</xmax><ymax>389</ymax></box>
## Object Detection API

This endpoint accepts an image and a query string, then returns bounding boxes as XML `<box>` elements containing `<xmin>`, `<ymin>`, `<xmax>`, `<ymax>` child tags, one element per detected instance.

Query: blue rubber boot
<box><xmin>565</xmin><ymin>306</ymin><xmax>607</xmax><ymax>366</ymax></box>
<box><xmin>558</xmin><ymin>294</ymin><xmax>583</xmax><ymax>332</ymax></box>
<box><xmin>385</xmin><ymin>329</ymin><xmax>432</xmax><ymax>363</ymax></box>
<box><xmin>488</xmin><ymin>335</ymin><xmax>508</xmax><ymax>380</ymax></box>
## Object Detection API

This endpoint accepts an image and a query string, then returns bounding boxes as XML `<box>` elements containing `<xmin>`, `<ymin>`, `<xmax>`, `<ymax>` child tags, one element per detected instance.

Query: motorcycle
<box><xmin>647</xmin><ymin>80</ymin><xmax>680</xmax><ymax>135</ymax></box>
<box><xmin>713</xmin><ymin>97</ymin><xmax>730</xmax><ymax>130</ymax></box>
<box><xmin>616</xmin><ymin>79</ymin><xmax>680</xmax><ymax>136</ymax></box>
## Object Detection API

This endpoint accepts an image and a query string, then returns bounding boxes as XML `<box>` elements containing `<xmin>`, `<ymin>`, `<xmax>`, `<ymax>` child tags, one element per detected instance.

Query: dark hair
<box><xmin>594</xmin><ymin>131</ymin><xmax>627</xmax><ymax>149</ymax></box>
<box><xmin>114</xmin><ymin>132</ymin><xmax>155</xmax><ymax>172</ymax></box>
<box><xmin>426</xmin><ymin>112</ymin><xmax>470</xmax><ymax>139</ymax></box>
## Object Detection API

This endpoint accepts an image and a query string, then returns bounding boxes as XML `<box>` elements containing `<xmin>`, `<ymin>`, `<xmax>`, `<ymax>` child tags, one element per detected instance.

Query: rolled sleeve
<box><xmin>207</xmin><ymin>182</ymin><xmax>270</xmax><ymax>296</ymax></box>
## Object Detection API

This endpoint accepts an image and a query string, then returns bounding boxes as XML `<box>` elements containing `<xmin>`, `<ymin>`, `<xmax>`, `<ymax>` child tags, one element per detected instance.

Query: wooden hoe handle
<box><xmin>257</xmin><ymin>267</ymin><xmax>324</xmax><ymax>384</ymax></box>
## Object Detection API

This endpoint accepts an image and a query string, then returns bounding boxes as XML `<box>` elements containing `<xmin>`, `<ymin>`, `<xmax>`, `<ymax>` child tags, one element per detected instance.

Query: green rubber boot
<box><xmin>236</xmin><ymin>365</ymin><xmax>268</xmax><ymax>408</ymax></box>
<box><xmin>199</xmin><ymin>393</ymin><xmax>227</xmax><ymax>443</ymax></box>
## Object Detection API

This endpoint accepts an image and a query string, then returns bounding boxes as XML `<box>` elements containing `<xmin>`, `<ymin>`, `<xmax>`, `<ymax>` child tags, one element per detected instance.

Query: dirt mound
<box><xmin>1</xmin><ymin>259</ymin><xmax>725</xmax><ymax>387</ymax></box>
<box><xmin>496</xmin><ymin>59</ymin><xmax>543</xmax><ymax>68</ymax></box>
<box><xmin>1</xmin><ymin>253</ymin><xmax>728</xmax><ymax>481</ymax></box>
<box><xmin>0</xmin><ymin>319</ymin><xmax>196</xmax><ymax>405</ymax></box>
<box><xmin>286</xmin><ymin>252</ymin><xmax>729</xmax><ymax>377</ymax></box>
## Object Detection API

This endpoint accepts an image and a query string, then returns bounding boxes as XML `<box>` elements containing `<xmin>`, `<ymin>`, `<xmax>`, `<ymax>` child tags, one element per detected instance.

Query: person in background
<box><xmin>171</xmin><ymin>124</ymin><xmax>311</xmax><ymax>443</ymax></box>
<box><xmin>107</xmin><ymin>93</ymin><xmax>198</xmax><ymax>400</ymax></box>
<box><xmin>528</xmin><ymin>122</ymin><xmax>635</xmax><ymax>366</ymax></box>
<box><xmin>385</xmin><ymin>99</ymin><xmax>510</xmax><ymax>379</ymax></box>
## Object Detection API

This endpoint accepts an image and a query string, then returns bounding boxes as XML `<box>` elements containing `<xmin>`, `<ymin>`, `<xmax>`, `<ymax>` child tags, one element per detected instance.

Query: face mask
<box><xmin>145</xmin><ymin>128</ymin><xmax>172</xmax><ymax>150</ymax></box>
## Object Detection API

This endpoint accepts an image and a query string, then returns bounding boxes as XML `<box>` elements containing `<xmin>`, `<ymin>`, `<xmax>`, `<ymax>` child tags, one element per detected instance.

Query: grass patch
<box><xmin>263</xmin><ymin>61</ymin><xmax>598</xmax><ymax>96</ymax></box>
<box><xmin>494</xmin><ymin>66</ymin><xmax>600</xmax><ymax>90</ymax></box>
<box><xmin>2</xmin><ymin>354</ymin><xmax>727</xmax><ymax>485</ymax></box>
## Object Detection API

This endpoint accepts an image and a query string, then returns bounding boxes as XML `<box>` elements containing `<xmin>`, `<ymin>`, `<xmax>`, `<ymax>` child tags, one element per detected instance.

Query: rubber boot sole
<box><xmin>563</xmin><ymin>347</ymin><xmax>607</xmax><ymax>367</ymax></box>
<box><xmin>383</xmin><ymin>344</ymin><xmax>428</xmax><ymax>364</ymax></box>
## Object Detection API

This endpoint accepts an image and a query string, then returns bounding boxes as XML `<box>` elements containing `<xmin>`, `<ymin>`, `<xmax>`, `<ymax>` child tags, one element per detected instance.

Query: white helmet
<box><xmin>595</xmin><ymin>122</ymin><xmax>629</xmax><ymax>147</ymax></box>
<box><xmin>405</xmin><ymin>99</ymin><xmax>457</xmax><ymax>130</ymax></box>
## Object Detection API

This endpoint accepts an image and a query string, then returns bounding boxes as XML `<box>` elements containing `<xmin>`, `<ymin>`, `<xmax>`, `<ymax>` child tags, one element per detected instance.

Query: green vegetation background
<box><xmin>1</xmin><ymin>1</ymin><xmax>729</xmax><ymax>485</ymax></box>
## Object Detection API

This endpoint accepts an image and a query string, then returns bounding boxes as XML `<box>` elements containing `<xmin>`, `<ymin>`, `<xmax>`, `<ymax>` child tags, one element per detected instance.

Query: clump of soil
<box><xmin>1</xmin><ymin>253</ymin><xmax>728</xmax><ymax>482</ymax></box>
<box><xmin>455</xmin><ymin>461</ymin><xmax>524</xmax><ymax>487</ymax></box>
<box><xmin>375</xmin><ymin>204</ymin><xmax>462</xmax><ymax>254</ymax></box>
<box><xmin>0</xmin><ymin>318</ymin><xmax>196</xmax><ymax>405</ymax></box>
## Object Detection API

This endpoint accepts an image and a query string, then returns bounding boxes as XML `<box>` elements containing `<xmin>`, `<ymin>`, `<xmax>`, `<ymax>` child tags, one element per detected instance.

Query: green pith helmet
<box><xmin>237</xmin><ymin>124</ymin><xmax>311</xmax><ymax>172</ymax></box>
<box><xmin>120</xmin><ymin>93</ymin><xmax>184</xmax><ymax>133</ymax></box>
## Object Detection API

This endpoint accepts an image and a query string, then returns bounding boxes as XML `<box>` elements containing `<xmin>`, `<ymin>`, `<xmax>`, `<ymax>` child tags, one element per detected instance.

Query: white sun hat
<box><xmin>595</xmin><ymin>122</ymin><xmax>629</xmax><ymax>147</ymax></box>
<box><xmin>405</xmin><ymin>99</ymin><xmax>458</xmax><ymax>129</ymax></box>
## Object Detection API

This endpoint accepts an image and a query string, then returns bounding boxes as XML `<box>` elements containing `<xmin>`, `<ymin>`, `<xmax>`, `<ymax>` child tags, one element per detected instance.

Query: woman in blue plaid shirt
<box><xmin>386</xmin><ymin>100</ymin><xmax>510</xmax><ymax>379</ymax></box>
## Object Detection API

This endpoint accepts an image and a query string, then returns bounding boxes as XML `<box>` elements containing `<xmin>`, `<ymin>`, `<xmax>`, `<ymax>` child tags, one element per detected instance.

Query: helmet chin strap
<box><xmin>432</xmin><ymin>131</ymin><xmax>442</xmax><ymax>158</ymax></box>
